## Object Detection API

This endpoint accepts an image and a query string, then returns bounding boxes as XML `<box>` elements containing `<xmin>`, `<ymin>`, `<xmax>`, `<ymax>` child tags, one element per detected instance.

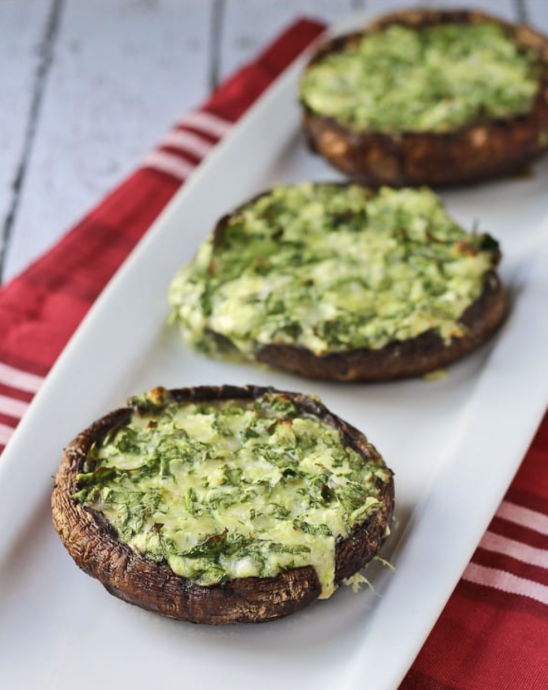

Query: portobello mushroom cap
<box><xmin>204</xmin><ymin>186</ymin><xmax>506</xmax><ymax>382</ymax></box>
<box><xmin>301</xmin><ymin>9</ymin><xmax>548</xmax><ymax>187</ymax></box>
<box><xmin>52</xmin><ymin>385</ymin><xmax>394</xmax><ymax>625</ymax></box>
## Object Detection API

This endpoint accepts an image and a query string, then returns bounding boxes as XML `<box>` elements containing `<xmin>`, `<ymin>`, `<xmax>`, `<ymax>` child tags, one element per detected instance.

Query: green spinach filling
<box><xmin>169</xmin><ymin>184</ymin><xmax>500</xmax><ymax>357</ymax></box>
<box><xmin>73</xmin><ymin>389</ymin><xmax>390</xmax><ymax>597</ymax></box>
<box><xmin>300</xmin><ymin>22</ymin><xmax>541</xmax><ymax>133</ymax></box>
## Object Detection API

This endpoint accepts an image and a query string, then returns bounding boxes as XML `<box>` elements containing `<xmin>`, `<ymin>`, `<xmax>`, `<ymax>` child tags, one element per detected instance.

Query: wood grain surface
<box><xmin>0</xmin><ymin>0</ymin><xmax>545</xmax><ymax>283</ymax></box>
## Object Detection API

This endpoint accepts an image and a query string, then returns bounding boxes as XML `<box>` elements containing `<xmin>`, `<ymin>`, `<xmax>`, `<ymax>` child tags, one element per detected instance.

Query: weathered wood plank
<box><xmin>3</xmin><ymin>0</ymin><xmax>542</xmax><ymax>282</ymax></box>
<box><xmin>218</xmin><ymin>0</ymin><xmax>359</xmax><ymax>83</ymax></box>
<box><xmin>527</xmin><ymin>0</ymin><xmax>548</xmax><ymax>32</ymax></box>
<box><xmin>365</xmin><ymin>0</ymin><xmax>516</xmax><ymax>20</ymax></box>
<box><xmin>3</xmin><ymin>0</ymin><xmax>214</xmax><ymax>282</ymax></box>
<box><xmin>364</xmin><ymin>0</ymin><xmax>429</xmax><ymax>14</ymax></box>
<box><xmin>0</xmin><ymin>0</ymin><xmax>54</xmax><ymax>265</ymax></box>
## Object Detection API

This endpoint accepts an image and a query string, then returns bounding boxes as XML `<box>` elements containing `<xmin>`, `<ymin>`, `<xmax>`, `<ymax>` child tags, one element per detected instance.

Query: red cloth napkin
<box><xmin>1</xmin><ymin>18</ymin><xmax>548</xmax><ymax>689</ymax></box>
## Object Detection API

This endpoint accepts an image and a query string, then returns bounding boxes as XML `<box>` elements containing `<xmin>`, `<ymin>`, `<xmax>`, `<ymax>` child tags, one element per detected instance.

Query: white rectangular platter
<box><xmin>2</xmin><ymin>13</ymin><xmax>548</xmax><ymax>690</ymax></box>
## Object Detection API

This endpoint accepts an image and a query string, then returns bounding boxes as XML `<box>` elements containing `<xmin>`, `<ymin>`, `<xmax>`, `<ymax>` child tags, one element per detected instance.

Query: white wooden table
<box><xmin>1</xmin><ymin>0</ymin><xmax>547</xmax><ymax>284</ymax></box>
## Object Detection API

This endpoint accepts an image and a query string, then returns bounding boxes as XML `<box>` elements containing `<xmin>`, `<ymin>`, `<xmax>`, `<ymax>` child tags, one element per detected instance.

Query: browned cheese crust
<box><xmin>52</xmin><ymin>385</ymin><xmax>395</xmax><ymax>624</ymax></box>
<box><xmin>301</xmin><ymin>10</ymin><xmax>548</xmax><ymax>187</ymax></box>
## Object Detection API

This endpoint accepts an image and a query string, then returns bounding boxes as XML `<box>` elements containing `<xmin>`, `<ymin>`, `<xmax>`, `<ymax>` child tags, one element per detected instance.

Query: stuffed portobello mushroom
<box><xmin>169</xmin><ymin>183</ymin><xmax>505</xmax><ymax>381</ymax></box>
<box><xmin>52</xmin><ymin>385</ymin><xmax>394</xmax><ymax>624</ymax></box>
<box><xmin>300</xmin><ymin>9</ymin><xmax>548</xmax><ymax>186</ymax></box>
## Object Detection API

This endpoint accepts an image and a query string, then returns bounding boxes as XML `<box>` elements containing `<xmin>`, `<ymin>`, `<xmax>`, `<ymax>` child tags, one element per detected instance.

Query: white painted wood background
<box><xmin>1</xmin><ymin>0</ymin><xmax>547</xmax><ymax>284</ymax></box>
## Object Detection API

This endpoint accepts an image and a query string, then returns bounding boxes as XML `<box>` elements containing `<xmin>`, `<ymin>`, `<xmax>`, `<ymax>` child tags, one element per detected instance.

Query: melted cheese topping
<box><xmin>73</xmin><ymin>390</ymin><xmax>391</xmax><ymax>597</ymax></box>
<box><xmin>300</xmin><ymin>21</ymin><xmax>541</xmax><ymax>133</ymax></box>
<box><xmin>169</xmin><ymin>184</ymin><xmax>500</xmax><ymax>358</ymax></box>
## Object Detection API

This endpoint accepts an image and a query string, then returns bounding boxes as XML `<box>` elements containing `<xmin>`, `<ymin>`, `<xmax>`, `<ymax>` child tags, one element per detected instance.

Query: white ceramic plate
<box><xmin>2</xmin><ymin>13</ymin><xmax>548</xmax><ymax>690</ymax></box>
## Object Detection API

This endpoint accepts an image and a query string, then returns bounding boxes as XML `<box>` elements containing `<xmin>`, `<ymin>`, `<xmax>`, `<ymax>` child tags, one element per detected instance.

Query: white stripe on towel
<box><xmin>479</xmin><ymin>531</ymin><xmax>548</xmax><ymax>570</ymax></box>
<box><xmin>0</xmin><ymin>394</ymin><xmax>29</xmax><ymax>420</ymax></box>
<box><xmin>496</xmin><ymin>501</ymin><xmax>548</xmax><ymax>537</ymax></box>
<box><xmin>143</xmin><ymin>151</ymin><xmax>196</xmax><ymax>181</ymax></box>
<box><xmin>179</xmin><ymin>110</ymin><xmax>233</xmax><ymax>138</ymax></box>
<box><xmin>464</xmin><ymin>562</ymin><xmax>548</xmax><ymax>607</ymax></box>
<box><xmin>0</xmin><ymin>422</ymin><xmax>14</xmax><ymax>446</ymax></box>
<box><xmin>0</xmin><ymin>362</ymin><xmax>43</xmax><ymax>393</ymax></box>
<box><xmin>162</xmin><ymin>130</ymin><xmax>214</xmax><ymax>158</ymax></box>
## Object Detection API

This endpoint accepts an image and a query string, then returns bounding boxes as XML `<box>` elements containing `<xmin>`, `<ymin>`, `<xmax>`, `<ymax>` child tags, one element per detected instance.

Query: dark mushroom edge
<box><xmin>256</xmin><ymin>270</ymin><xmax>505</xmax><ymax>381</ymax></box>
<box><xmin>300</xmin><ymin>9</ymin><xmax>548</xmax><ymax>187</ymax></box>
<box><xmin>52</xmin><ymin>385</ymin><xmax>395</xmax><ymax>624</ymax></box>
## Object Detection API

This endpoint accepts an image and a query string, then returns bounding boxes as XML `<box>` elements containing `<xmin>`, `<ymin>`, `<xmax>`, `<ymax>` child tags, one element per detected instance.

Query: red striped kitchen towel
<box><xmin>1</xmin><ymin>18</ymin><xmax>548</xmax><ymax>690</ymax></box>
